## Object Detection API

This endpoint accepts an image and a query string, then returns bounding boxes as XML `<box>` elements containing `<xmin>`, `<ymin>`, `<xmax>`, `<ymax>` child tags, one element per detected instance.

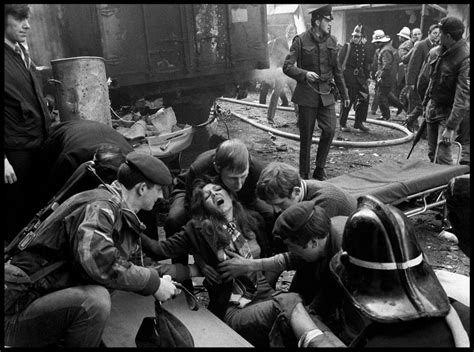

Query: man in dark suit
<box><xmin>404</xmin><ymin>24</ymin><xmax>440</xmax><ymax>132</ymax></box>
<box><xmin>283</xmin><ymin>5</ymin><xmax>349</xmax><ymax>181</ymax></box>
<box><xmin>4</xmin><ymin>4</ymin><xmax>52</xmax><ymax>245</ymax></box>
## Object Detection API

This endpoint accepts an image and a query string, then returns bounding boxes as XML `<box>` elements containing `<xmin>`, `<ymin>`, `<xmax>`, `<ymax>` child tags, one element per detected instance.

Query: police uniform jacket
<box><xmin>424</xmin><ymin>39</ymin><xmax>470</xmax><ymax>131</ymax></box>
<box><xmin>338</xmin><ymin>41</ymin><xmax>370</xmax><ymax>88</ymax></box>
<box><xmin>283</xmin><ymin>29</ymin><xmax>348</xmax><ymax>107</ymax></box>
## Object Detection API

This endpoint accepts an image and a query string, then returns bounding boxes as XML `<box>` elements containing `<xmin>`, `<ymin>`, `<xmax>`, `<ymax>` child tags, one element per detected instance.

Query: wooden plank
<box><xmin>102</xmin><ymin>290</ymin><xmax>253</xmax><ymax>347</ymax></box>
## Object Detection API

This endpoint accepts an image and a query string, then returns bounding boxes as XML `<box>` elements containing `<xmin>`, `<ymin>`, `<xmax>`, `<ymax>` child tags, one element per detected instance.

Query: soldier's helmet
<box><xmin>330</xmin><ymin>195</ymin><xmax>450</xmax><ymax>322</ymax></box>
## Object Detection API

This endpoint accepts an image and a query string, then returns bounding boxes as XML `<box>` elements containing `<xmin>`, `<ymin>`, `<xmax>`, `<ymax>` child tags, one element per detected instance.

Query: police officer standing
<box><xmin>283</xmin><ymin>5</ymin><xmax>349</xmax><ymax>181</ymax></box>
<box><xmin>338</xmin><ymin>24</ymin><xmax>371</xmax><ymax>133</ymax></box>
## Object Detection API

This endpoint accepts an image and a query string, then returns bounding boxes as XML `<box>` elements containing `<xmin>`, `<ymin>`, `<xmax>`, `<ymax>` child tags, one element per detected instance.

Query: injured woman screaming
<box><xmin>138</xmin><ymin>176</ymin><xmax>343</xmax><ymax>347</ymax></box>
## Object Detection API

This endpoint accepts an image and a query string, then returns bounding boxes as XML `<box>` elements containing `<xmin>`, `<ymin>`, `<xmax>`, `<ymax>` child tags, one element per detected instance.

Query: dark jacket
<box><xmin>10</xmin><ymin>182</ymin><xmax>161</xmax><ymax>306</ymax></box>
<box><xmin>376</xmin><ymin>42</ymin><xmax>398</xmax><ymax>87</ymax></box>
<box><xmin>180</xmin><ymin>149</ymin><xmax>265</xmax><ymax>208</ymax></box>
<box><xmin>406</xmin><ymin>37</ymin><xmax>437</xmax><ymax>86</ymax></box>
<box><xmin>283</xmin><ymin>29</ymin><xmax>348</xmax><ymax>107</ymax></box>
<box><xmin>41</xmin><ymin>120</ymin><xmax>133</xmax><ymax>199</ymax></box>
<box><xmin>424</xmin><ymin>39</ymin><xmax>470</xmax><ymax>131</ymax></box>
<box><xmin>338</xmin><ymin>41</ymin><xmax>370</xmax><ymax>88</ymax></box>
<box><xmin>4</xmin><ymin>44</ymin><xmax>51</xmax><ymax>150</ymax></box>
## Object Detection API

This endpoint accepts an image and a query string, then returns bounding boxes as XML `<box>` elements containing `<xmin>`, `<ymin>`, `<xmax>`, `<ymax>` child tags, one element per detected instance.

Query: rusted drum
<box><xmin>50</xmin><ymin>56</ymin><xmax>111</xmax><ymax>126</ymax></box>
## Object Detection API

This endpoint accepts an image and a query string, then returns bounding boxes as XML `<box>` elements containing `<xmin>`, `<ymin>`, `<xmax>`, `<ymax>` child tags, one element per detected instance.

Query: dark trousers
<box><xmin>406</xmin><ymin>90</ymin><xmax>423</xmax><ymax>125</ymax></box>
<box><xmin>298</xmin><ymin>104</ymin><xmax>336</xmax><ymax>178</ymax></box>
<box><xmin>456</xmin><ymin>112</ymin><xmax>470</xmax><ymax>165</ymax></box>
<box><xmin>339</xmin><ymin>85</ymin><xmax>369</xmax><ymax>127</ymax></box>
<box><xmin>376</xmin><ymin>84</ymin><xmax>404</xmax><ymax>120</ymax></box>
<box><xmin>4</xmin><ymin>149</ymin><xmax>45</xmax><ymax>245</ymax></box>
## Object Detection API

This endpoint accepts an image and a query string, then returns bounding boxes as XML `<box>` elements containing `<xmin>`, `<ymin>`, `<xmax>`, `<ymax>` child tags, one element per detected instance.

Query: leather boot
<box><xmin>354</xmin><ymin>123</ymin><xmax>370</xmax><ymax>132</ymax></box>
<box><xmin>312</xmin><ymin>167</ymin><xmax>327</xmax><ymax>181</ymax></box>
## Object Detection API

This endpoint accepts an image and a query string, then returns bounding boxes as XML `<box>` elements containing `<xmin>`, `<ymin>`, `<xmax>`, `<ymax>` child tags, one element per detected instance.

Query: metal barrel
<box><xmin>50</xmin><ymin>56</ymin><xmax>111</xmax><ymax>126</ymax></box>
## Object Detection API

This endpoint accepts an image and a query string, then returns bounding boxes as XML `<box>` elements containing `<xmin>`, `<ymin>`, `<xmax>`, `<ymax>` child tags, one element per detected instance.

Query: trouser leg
<box><xmin>427</xmin><ymin>121</ymin><xmax>453</xmax><ymax>165</ymax></box>
<box><xmin>377</xmin><ymin>86</ymin><xmax>391</xmax><ymax>119</ymax></box>
<box><xmin>259</xmin><ymin>81</ymin><xmax>271</xmax><ymax>104</ymax></box>
<box><xmin>315</xmin><ymin>104</ymin><xmax>336</xmax><ymax>169</ymax></box>
<box><xmin>4</xmin><ymin>285</ymin><xmax>111</xmax><ymax>347</ymax></box>
<box><xmin>455</xmin><ymin>113</ymin><xmax>470</xmax><ymax>165</ymax></box>
<box><xmin>338</xmin><ymin>86</ymin><xmax>355</xmax><ymax>127</ymax></box>
<box><xmin>298</xmin><ymin>106</ymin><xmax>318</xmax><ymax>178</ymax></box>
<box><xmin>4</xmin><ymin>149</ymin><xmax>44</xmax><ymax>245</ymax></box>
<box><xmin>354</xmin><ymin>85</ymin><xmax>369</xmax><ymax>125</ymax></box>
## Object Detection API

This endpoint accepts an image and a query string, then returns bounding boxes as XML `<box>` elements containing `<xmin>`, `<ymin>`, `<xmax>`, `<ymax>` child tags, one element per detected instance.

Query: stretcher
<box><xmin>327</xmin><ymin>158</ymin><xmax>469</xmax><ymax>218</ymax></box>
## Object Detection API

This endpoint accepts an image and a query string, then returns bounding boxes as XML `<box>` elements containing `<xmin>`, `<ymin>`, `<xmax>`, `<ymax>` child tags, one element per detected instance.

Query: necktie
<box><xmin>14</xmin><ymin>43</ymin><xmax>30</xmax><ymax>69</ymax></box>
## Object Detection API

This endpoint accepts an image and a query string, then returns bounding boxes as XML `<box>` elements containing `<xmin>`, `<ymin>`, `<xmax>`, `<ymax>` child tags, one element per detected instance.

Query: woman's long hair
<box><xmin>190</xmin><ymin>177</ymin><xmax>260</xmax><ymax>249</ymax></box>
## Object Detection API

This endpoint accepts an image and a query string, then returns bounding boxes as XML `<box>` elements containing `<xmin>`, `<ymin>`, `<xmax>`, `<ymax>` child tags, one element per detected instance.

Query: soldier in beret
<box><xmin>5</xmin><ymin>152</ymin><xmax>180</xmax><ymax>347</ymax></box>
<box><xmin>283</xmin><ymin>5</ymin><xmax>350</xmax><ymax>181</ymax></box>
<box><xmin>218</xmin><ymin>201</ymin><xmax>348</xmax><ymax>335</ymax></box>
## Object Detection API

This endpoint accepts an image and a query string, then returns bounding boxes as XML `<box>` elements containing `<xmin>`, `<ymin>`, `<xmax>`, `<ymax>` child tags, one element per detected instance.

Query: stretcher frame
<box><xmin>327</xmin><ymin>142</ymin><xmax>469</xmax><ymax>220</ymax></box>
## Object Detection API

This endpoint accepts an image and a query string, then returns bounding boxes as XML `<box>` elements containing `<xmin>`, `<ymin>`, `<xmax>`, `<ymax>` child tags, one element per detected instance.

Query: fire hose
<box><xmin>218</xmin><ymin>97</ymin><xmax>414</xmax><ymax>148</ymax></box>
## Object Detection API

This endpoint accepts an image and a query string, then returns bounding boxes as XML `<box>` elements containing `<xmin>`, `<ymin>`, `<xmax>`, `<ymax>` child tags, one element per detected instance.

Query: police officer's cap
<box><xmin>439</xmin><ymin>16</ymin><xmax>465</xmax><ymax>36</ymax></box>
<box><xmin>308</xmin><ymin>5</ymin><xmax>333</xmax><ymax>21</ymax></box>
<box><xmin>125</xmin><ymin>152</ymin><xmax>172</xmax><ymax>185</ymax></box>
<box><xmin>273</xmin><ymin>200</ymin><xmax>316</xmax><ymax>238</ymax></box>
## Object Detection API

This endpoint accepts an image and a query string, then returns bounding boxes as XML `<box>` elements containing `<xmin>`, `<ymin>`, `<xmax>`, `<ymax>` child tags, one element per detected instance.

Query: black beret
<box><xmin>308</xmin><ymin>4</ymin><xmax>333</xmax><ymax>20</ymax></box>
<box><xmin>439</xmin><ymin>16</ymin><xmax>465</xmax><ymax>36</ymax></box>
<box><xmin>125</xmin><ymin>152</ymin><xmax>172</xmax><ymax>185</ymax></box>
<box><xmin>273</xmin><ymin>200</ymin><xmax>316</xmax><ymax>237</ymax></box>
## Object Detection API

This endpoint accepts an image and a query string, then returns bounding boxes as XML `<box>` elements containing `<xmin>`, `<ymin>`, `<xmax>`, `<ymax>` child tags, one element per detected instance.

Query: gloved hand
<box><xmin>154</xmin><ymin>275</ymin><xmax>180</xmax><ymax>302</ymax></box>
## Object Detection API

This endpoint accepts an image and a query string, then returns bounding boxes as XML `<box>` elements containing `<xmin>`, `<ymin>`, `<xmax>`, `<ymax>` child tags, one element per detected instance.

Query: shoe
<box><xmin>340</xmin><ymin>126</ymin><xmax>351</xmax><ymax>132</ymax></box>
<box><xmin>377</xmin><ymin>116</ymin><xmax>390</xmax><ymax>121</ymax></box>
<box><xmin>405</xmin><ymin>119</ymin><xmax>419</xmax><ymax>133</ymax></box>
<box><xmin>312</xmin><ymin>167</ymin><xmax>327</xmax><ymax>181</ymax></box>
<box><xmin>354</xmin><ymin>124</ymin><xmax>370</xmax><ymax>132</ymax></box>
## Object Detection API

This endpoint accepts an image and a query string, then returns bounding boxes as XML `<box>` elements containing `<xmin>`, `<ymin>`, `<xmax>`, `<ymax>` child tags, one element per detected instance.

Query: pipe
<box><xmin>218</xmin><ymin>98</ymin><xmax>414</xmax><ymax>148</ymax></box>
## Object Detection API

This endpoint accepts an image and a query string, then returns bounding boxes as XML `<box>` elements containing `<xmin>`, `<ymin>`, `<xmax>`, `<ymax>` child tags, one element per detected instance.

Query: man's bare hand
<box><xmin>305</xmin><ymin>71</ymin><xmax>320</xmax><ymax>83</ymax></box>
<box><xmin>441</xmin><ymin>128</ymin><xmax>455</xmax><ymax>144</ymax></box>
<box><xmin>200</xmin><ymin>263</ymin><xmax>223</xmax><ymax>285</ymax></box>
<box><xmin>218</xmin><ymin>250</ymin><xmax>253</xmax><ymax>280</ymax></box>
<box><xmin>4</xmin><ymin>157</ymin><xmax>17</xmax><ymax>184</ymax></box>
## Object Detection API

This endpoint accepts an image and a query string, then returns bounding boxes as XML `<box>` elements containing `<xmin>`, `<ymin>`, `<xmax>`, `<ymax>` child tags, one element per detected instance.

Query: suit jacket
<box><xmin>4</xmin><ymin>43</ymin><xmax>51</xmax><ymax>150</ymax></box>
<box><xmin>283</xmin><ymin>29</ymin><xmax>348</xmax><ymax>107</ymax></box>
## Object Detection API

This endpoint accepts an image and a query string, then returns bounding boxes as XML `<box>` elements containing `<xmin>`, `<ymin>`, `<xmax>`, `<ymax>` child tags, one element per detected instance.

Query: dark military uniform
<box><xmin>338</xmin><ymin>40</ymin><xmax>370</xmax><ymax>130</ymax></box>
<box><xmin>283</xmin><ymin>28</ymin><xmax>348</xmax><ymax>179</ymax></box>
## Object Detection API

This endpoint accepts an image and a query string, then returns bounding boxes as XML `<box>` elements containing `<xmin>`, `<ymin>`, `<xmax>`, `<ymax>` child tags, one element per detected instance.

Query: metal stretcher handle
<box><xmin>434</xmin><ymin>141</ymin><xmax>462</xmax><ymax>165</ymax></box>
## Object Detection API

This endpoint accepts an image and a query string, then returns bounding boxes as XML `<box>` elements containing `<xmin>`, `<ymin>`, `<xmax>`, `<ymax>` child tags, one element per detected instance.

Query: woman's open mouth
<box><xmin>216</xmin><ymin>198</ymin><xmax>224</xmax><ymax>206</ymax></box>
